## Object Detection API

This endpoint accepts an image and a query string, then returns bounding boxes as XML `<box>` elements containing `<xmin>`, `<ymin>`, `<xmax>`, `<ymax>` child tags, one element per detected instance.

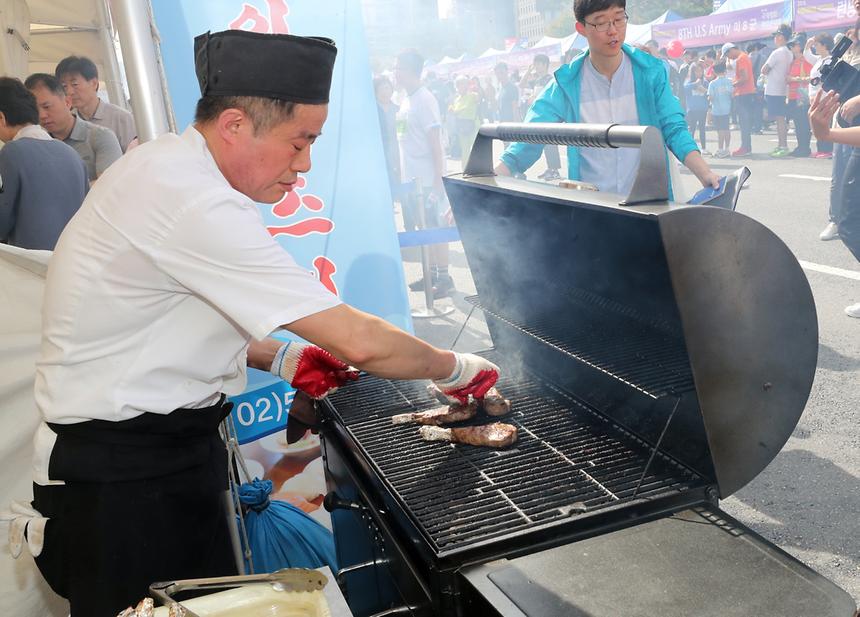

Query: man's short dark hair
<box><xmin>194</xmin><ymin>95</ymin><xmax>296</xmax><ymax>136</ymax></box>
<box><xmin>494</xmin><ymin>62</ymin><xmax>508</xmax><ymax>73</ymax></box>
<box><xmin>574</xmin><ymin>0</ymin><xmax>626</xmax><ymax>23</ymax></box>
<box><xmin>714</xmin><ymin>61</ymin><xmax>727</xmax><ymax>74</ymax></box>
<box><xmin>24</xmin><ymin>73</ymin><xmax>65</xmax><ymax>97</ymax></box>
<box><xmin>534</xmin><ymin>53</ymin><xmax>549</xmax><ymax>66</ymax></box>
<box><xmin>705</xmin><ymin>49</ymin><xmax>717</xmax><ymax>59</ymax></box>
<box><xmin>396</xmin><ymin>49</ymin><xmax>424</xmax><ymax>78</ymax></box>
<box><xmin>55</xmin><ymin>56</ymin><xmax>99</xmax><ymax>81</ymax></box>
<box><xmin>0</xmin><ymin>77</ymin><xmax>39</xmax><ymax>126</ymax></box>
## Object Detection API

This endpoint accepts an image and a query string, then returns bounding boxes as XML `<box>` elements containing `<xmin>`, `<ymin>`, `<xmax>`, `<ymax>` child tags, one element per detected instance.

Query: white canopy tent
<box><xmin>0</xmin><ymin>0</ymin><xmax>127</xmax><ymax>108</ymax></box>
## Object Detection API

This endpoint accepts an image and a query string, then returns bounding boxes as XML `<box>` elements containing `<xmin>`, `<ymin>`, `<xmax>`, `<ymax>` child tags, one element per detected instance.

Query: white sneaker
<box><xmin>819</xmin><ymin>222</ymin><xmax>839</xmax><ymax>241</ymax></box>
<box><xmin>846</xmin><ymin>302</ymin><xmax>860</xmax><ymax>318</ymax></box>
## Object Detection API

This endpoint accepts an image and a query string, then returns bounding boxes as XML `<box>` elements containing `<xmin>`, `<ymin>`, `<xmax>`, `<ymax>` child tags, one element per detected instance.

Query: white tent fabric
<box><xmin>0</xmin><ymin>0</ymin><xmax>31</xmax><ymax>79</ymax></box>
<box><xmin>561</xmin><ymin>32</ymin><xmax>588</xmax><ymax>52</ymax></box>
<box><xmin>626</xmin><ymin>10</ymin><xmax>678</xmax><ymax>45</ymax></box>
<box><xmin>714</xmin><ymin>0</ymin><xmax>784</xmax><ymax>13</ymax></box>
<box><xmin>0</xmin><ymin>245</ymin><xmax>68</xmax><ymax>617</ymax></box>
<box><xmin>0</xmin><ymin>0</ymin><xmax>128</xmax><ymax>107</ymax></box>
<box><xmin>479</xmin><ymin>47</ymin><xmax>506</xmax><ymax>58</ymax></box>
<box><xmin>533</xmin><ymin>35</ymin><xmax>563</xmax><ymax>49</ymax></box>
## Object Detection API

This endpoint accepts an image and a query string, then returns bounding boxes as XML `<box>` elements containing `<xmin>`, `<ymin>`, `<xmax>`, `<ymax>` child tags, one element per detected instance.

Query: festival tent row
<box><xmin>427</xmin><ymin>0</ymin><xmax>855</xmax><ymax>77</ymax></box>
<box><xmin>651</xmin><ymin>0</ymin><xmax>855</xmax><ymax>48</ymax></box>
<box><xmin>426</xmin><ymin>9</ymin><xmax>681</xmax><ymax>76</ymax></box>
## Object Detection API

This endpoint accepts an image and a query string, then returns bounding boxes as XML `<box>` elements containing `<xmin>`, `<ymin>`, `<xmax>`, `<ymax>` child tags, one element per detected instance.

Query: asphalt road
<box><xmin>399</xmin><ymin>129</ymin><xmax>860</xmax><ymax>605</ymax></box>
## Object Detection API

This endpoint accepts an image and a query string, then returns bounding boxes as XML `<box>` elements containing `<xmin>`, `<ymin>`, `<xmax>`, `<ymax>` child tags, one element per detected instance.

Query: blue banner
<box><xmin>151</xmin><ymin>0</ymin><xmax>411</xmax><ymax>444</ymax></box>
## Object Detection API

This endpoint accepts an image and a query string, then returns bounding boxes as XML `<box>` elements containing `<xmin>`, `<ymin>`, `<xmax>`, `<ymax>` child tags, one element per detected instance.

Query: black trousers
<box><xmin>32</xmin><ymin>400</ymin><xmax>237</xmax><ymax>617</ymax></box>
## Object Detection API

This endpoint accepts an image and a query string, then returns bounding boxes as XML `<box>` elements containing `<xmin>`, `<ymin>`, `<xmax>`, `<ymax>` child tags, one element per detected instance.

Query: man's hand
<box><xmin>494</xmin><ymin>161</ymin><xmax>512</xmax><ymax>176</ymax></box>
<box><xmin>432</xmin><ymin>352</ymin><xmax>500</xmax><ymax>404</ymax></box>
<box><xmin>837</xmin><ymin>92</ymin><xmax>860</xmax><ymax>124</ymax></box>
<box><xmin>684</xmin><ymin>150</ymin><xmax>721</xmax><ymax>189</ymax></box>
<box><xmin>810</xmin><ymin>90</ymin><xmax>840</xmax><ymax>141</ymax></box>
<box><xmin>271</xmin><ymin>341</ymin><xmax>359</xmax><ymax>399</ymax></box>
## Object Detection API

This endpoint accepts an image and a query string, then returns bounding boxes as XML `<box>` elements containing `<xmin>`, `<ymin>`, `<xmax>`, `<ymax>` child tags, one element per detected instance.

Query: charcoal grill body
<box><xmin>318</xmin><ymin>142</ymin><xmax>853</xmax><ymax>616</ymax></box>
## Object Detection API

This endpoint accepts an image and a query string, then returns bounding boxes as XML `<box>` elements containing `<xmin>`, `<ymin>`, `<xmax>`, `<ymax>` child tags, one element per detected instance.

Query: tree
<box><xmin>627</xmin><ymin>0</ymin><xmax>712</xmax><ymax>23</ymax></box>
<box><xmin>545</xmin><ymin>9</ymin><xmax>575</xmax><ymax>37</ymax></box>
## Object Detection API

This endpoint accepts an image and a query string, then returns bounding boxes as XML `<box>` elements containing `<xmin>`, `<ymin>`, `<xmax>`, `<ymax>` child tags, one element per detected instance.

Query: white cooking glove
<box><xmin>432</xmin><ymin>352</ymin><xmax>500</xmax><ymax>404</ymax></box>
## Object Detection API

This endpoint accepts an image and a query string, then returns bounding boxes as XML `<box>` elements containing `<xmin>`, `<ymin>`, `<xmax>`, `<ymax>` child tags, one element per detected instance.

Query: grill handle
<box><xmin>323</xmin><ymin>491</ymin><xmax>363</xmax><ymax>512</ymax></box>
<box><xmin>463</xmin><ymin>122</ymin><xmax>669</xmax><ymax>205</ymax></box>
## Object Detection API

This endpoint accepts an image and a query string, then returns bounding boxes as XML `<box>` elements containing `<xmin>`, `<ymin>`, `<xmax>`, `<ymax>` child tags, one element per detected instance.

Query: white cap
<box><xmin>721</xmin><ymin>42</ymin><xmax>737</xmax><ymax>56</ymax></box>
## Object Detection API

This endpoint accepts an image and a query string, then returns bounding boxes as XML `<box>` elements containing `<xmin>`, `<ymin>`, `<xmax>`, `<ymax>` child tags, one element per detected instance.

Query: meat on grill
<box><xmin>481</xmin><ymin>387</ymin><xmax>511</xmax><ymax>416</ymax></box>
<box><xmin>428</xmin><ymin>384</ymin><xmax>511</xmax><ymax>416</ymax></box>
<box><xmin>392</xmin><ymin>401</ymin><xmax>478</xmax><ymax>425</ymax></box>
<box><xmin>419</xmin><ymin>422</ymin><xmax>518</xmax><ymax>448</ymax></box>
<box><xmin>426</xmin><ymin>383</ymin><xmax>450</xmax><ymax>404</ymax></box>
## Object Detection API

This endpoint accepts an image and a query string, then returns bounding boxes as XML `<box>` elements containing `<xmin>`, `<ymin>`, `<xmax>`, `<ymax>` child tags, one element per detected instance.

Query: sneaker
<box><xmin>536</xmin><ymin>169</ymin><xmax>551</xmax><ymax>179</ymax></box>
<box><xmin>813</xmin><ymin>151</ymin><xmax>833</xmax><ymax>159</ymax></box>
<box><xmin>819</xmin><ymin>222</ymin><xmax>839</xmax><ymax>241</ymax></box>
<box><xmin>770</xmin><ymin>147</ymin><xmax>790</xmax><ymax>158</ymax></box>
<box><xmin>846</xmin><ymin>302</ymin><xmax>860</xmax><ymax>318</ymax></box>
<box><xmin>541</xmin><ymin>169</ymin><xmax>561</xmax><ymax>181</ymax></box>
<box><xmin>432</xmin><ymin>275</ymin><xmax>455</xmax><ymax>299</ymax></box>
<box><xmin>408</xmin><ymin>276</ymin><xmax>436</xmax><ymax>291</ymax></box>
<box><xmin>789</xmin><ymin>148</ymin><xmax>811</xmax><ymax>157</ymax></box>
<box><xmin>715</xmin><ymin>149</ymin><xmax>730</xmax><ymax>159</ymax></box>
<box><xmin>731</xmin><ymin>147</ymin><xmax>751</xmax><ymax>157</ymax></box>
<box><xmin>700</xmin><ymin>149</ymin><xmax>712</xmax><ymax>156</ymax></box>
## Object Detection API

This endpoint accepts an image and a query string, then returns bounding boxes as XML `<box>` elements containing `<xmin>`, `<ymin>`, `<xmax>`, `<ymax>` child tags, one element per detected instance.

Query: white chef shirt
<box><xmin>34</xmin><ymin>126</ymin><xmax>341</xmax><ymax>427</ymax></box>
<box><xmin>578</xmin><ymin>53</ymin><xmax>641</xmax><ymax>195</ymax></box>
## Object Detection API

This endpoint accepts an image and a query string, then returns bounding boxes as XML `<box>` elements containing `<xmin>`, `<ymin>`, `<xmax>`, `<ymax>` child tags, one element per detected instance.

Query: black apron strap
<box><xmin>47</xmin><ymin>396</ymin><xmax>233</xmax><ymax>483</ymax></box>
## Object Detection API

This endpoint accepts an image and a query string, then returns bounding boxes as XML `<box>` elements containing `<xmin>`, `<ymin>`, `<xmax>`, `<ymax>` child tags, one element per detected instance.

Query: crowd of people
<box><xmin>371</xmin><ymin>3</ymin><xmax>860</xmax><ymax>318</ymax></box>
<box><xmin>0</xmin><ymin>56</ymin><xmax>138</xmax><ymax>251</ymax></box>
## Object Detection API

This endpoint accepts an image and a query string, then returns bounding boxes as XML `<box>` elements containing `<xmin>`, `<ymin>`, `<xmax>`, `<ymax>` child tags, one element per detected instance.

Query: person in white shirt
<box><xmin>28</xmin><ymin>30</ymin><xmax>500</xmax><ymax>617</ymax></box>
<box><xmin>761</xmin><ymin>24</ymin><xmax>795</xmax><ymax>157</ymax></box>
<box><xmin>55</xmin><ymin>55</ymin><xmax>139</xmax><ymax>152</ymax></box>
<box><xmin>395</xmin><ymin>49</ymin><xmax>454</xmax><ymax>298</ymax></box>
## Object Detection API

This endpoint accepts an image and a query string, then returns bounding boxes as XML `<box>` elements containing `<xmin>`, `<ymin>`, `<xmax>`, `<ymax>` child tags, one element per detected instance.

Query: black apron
<box><xmin>32</xmin><ymin>397</ymin><xmax>238</xmax><ymax>617</ymax></box>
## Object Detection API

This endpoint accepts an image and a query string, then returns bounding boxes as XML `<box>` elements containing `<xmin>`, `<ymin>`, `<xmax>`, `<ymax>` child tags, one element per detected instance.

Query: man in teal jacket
<box><xmin>496</xmin><ymin>0</ymin><xmax>719</xmax><ymax>199</ymax></box>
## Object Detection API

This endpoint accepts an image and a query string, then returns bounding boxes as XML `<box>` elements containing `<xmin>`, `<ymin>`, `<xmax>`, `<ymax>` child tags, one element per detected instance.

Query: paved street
<box><xmin>398</xmin><ymin>129</ymin><xmax>860</xmax><ymax>603</ymax></box>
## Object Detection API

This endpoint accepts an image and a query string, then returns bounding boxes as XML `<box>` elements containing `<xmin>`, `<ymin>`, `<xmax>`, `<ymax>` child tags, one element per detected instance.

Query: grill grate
<box><xmin>326</xmin><ymin>355</ymin><xmax>704</xmax><ymax>555</ymax></box>
<box><xmin>467</xmin><ymin>293</ymin><xmax>695</xmax><ymax>398</ymax></box>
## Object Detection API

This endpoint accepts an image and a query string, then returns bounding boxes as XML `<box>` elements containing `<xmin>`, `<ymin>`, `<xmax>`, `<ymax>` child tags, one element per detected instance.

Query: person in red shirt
<box><xmin>786</xmin><ymin>36</ymin><xmax>813</xmax><ymax>157</ymax></box>
<box><xmin>722</xmin><ymin>42</ymin><xmax>756</xmax><ymax>156</ymax></box>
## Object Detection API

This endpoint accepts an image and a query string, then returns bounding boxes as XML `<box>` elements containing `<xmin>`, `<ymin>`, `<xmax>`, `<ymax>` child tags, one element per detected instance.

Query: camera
<box><xmin>813</xmin><ymin>34</ymin><xmax>860</xmax><ymax>102</ymax></box>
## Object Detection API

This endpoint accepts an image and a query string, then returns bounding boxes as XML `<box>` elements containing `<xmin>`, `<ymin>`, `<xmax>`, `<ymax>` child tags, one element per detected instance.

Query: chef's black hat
<box><xmin>194</xmin><ymin>30</ymin><xmax>337</xmax><ymax>104</ymax></box>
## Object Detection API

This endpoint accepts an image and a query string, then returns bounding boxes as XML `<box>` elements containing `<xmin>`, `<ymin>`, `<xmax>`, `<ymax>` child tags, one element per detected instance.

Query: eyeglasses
<box><xmin>584</xmin><ymin>13</ymin><xmax>629</xmax><ymax>32</ymax></box>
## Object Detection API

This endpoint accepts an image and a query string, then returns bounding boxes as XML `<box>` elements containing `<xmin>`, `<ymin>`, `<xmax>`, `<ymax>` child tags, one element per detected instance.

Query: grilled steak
<box><xmin>419</xmin><ymin>422</ymin><xmax>518</xmax><ymax>448</ymax></box>
<box><xmin>392</xmin><ymin>401</ymin><xmax>478</xmax><ymax>425</ymax></box>
<box><xmin>481</xmin><ymin>387</ymin><xmax>511</xmax><ymax>416</ymax></box>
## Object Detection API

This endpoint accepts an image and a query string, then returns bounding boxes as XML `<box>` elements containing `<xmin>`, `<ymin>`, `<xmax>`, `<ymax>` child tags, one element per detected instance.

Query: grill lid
<box><xmin>444</xmin><ymin>131</ymin><xmax>817</xmax><ymax>497</ymax></box>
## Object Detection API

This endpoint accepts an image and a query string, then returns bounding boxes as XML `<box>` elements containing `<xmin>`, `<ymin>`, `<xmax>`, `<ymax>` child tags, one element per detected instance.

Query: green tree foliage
<box><xmin>546</xmin><ymin>10</ymin><xmax>575</xmax><ymax>37</ymax></box>
<box><xmin>627</xmin><ymin>0</ymin><xmax>713</xmax><ymax>22</ymax></box>
<box><xmin>543</xmin><ymin>0</ymin><xmax>713</xmax><ymax>37</ymax></box>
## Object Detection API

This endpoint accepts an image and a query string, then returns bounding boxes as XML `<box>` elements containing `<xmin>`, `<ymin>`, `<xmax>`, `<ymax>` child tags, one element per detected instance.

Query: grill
<box><xmin>467</xmin><ymin>292</ymin><xmax>695</xmax><ymax>398</ymax></box>
<box><xmin>319</xmin><ymin>124</ymin><xmax>854</xmax><ymax>617</ymax></box>
<box><xmin>326</xmin><ymin>356</ymin><xmax>703</xmax><ymax>555</ymax></box>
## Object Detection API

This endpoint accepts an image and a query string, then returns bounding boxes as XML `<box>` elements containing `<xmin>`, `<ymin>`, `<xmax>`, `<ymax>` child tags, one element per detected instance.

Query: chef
<box><xmin>25</xmin><ymin>30</ymin><xmax>499</xmax><ymax>617</ymax></box>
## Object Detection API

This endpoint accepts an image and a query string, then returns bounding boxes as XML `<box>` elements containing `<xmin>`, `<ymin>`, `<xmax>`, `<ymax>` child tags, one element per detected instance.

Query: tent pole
<box><xmin>110</xmin><ymin>0</ymin><xmax>170</xmax><ymax>142</ymax></box>
<box><xmin>97</xmin><ymin>0</ymin><xmax>127</xmax><ymax>108</ymax></box>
